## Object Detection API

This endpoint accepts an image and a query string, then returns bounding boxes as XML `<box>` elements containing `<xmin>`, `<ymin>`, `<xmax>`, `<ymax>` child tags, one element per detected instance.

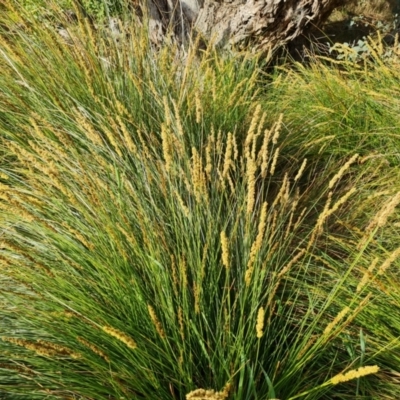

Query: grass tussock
<box><xmin>0</xmin><ymin>1</ymin><xmax>400</xmax><ymax>399</ymax></box>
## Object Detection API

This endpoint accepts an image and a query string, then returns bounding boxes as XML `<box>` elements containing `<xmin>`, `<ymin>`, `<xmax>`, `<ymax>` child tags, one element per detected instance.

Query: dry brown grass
<box><xmin>330</xmin><ymin>0</ymin><xmax>398</xmax><ymax>23</ymax></box>
<box><xmin>351</xmin><ymin>0</ymin><xmax>398</xmax><ymax>20</ymax></box>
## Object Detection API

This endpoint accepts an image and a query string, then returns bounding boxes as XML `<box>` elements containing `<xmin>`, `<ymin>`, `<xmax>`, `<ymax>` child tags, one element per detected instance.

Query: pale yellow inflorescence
<box><xmin>256</xmin><ymin>307</ymin><xmax>265</xmax><ymax>339</ymax></box>
<box><xmin>174</xmin><ymin>189</ymin><xmax>190</xmax><ymax>217</ymax></box>
<box><xmin>245</xmin><ymin>104</ymin><xmax>262</xmax><ymax>160</ymax></box>
<box><xmin>328</xmin><ymin>153</ymin><xmax>359</xmax><ymax>189</ymax></box>
<box><xmin>74</xmin><ymin>110</ymin><xmax>103</xmax><ymax>147</ymax></box>
<box><xmin>246</xmin><ymin>157</ymin><xmax>257</xmax><ymax>214</ymax></box>
<box><xmin>324</xmin><ymin>188</ymin><xmax>357</xmax><ymax>220</ymax></box>
<box><xmin>102</xmin><ymin>326</ymin><xmax>137</xmax><ymax>350</ymax></box>
<box><xmin>244</xmin><ymin>266</ymin><xmax>254</xmax><ymax>287</ymax></box>
<box><xmin>205</xmin><ymin>136</ymin><xmax>214</xmax><ymax>180</ymax></box>
<box><xmin>191</xmin><ymin>147</ymin><xmax>208</xmax><ymax>202</ymax></box>
<box><xmin>377</xmin><ymin>247</ymin><xmax>400</xmax><ymax>276</ymax></box>
<box><xmin>195</xmin><ymin>91</ymin><xmax>202</xmax><ymax>124</ymax></box>
<box><xmin>271</xmin><ymin>113</ymin><xmax>283</xmax><ymax>145</ymax></box>
<box><xmin>194</xmin><ymin>282</ymin><xmax>201</xmax><ymax>314</ymax></box>
<box><xmin>252</xmin><ymin>112</ymin><xmax>266</xmax><ymax>160</ymax></box>
<box><xmin>1</xmin><ymin>337</ymin><xmax>80</xmax><ymax>359</ymax></box>
<box><xmin>163</xmin><ymin>96</ymin><xmax>172</xmax><ymax>127</ymax></box>
<box><xmin>116</xmin><ymin>114</ymin><xmax>138</xmax><ymax>154</ymax></box>
<box><xmin>245</xmin><ymin>202</ymin><xmax>268</xmax><ymax>285</ymax></box>
<box><xmin>308</xmin><ymin>186</ymin><xmax>355</xmax><ymax>251</ymax></box>
<box><xmin>342</xmin><ymin>293</ymin><xmax>372</xmax><ymax>327</ymax></box>
<box><xmin>186</xmin><ymin>383</ymin><xmax>231</xmax><ymax>400</ymax></box>
<box><xmin>366</xmin><ymin>191</ymin><xmax>400</xmax><ymax>232</ymax></box>
<box><xmin>331</xmin><ymin>365</ymin><xmax>379</xmax><ymax>385</ymax></box>
<box><xmin>148</xmin><ymin>305</ymin><xmax>166</xmax><ymax>339</ymax></box>
<box><xmin>294</xmin><ymin>158</ymin><xmax>307</xmax><ymax>182</ymax></box>
<box><xmin>222</xmin><ymin>132</ymin><xmax>234</xmax><ymax>178</ymax></box>
<box><xmin>244</xmin><ymin>104</ymin><xmax>268</xmax><ymax>213</ymax></box>
<box><xmin>178</xmin><ymin>307</ymin><xmax>185</xmax><ymax>340</ymax></box>
<box><xmin>269</xmin><ymin>147</ymin><xmax>280</xmax><ymax>176</ymax></box>
<box><xmin>271</xmin><ymin>173</ymin><xmax>289</xmax><ymax>209</ymax></box>
<box><xmin>260</xmin><ymin>127</ymin><xmax>272</xmax><ymax>178</ymax></box>
<box><xmin>322</xmin><ymin>306</ymin><xmax>351</xmax><ymax>338</ymax></box>
<box><xmin>172</xmin><ymin>99</ymin><xmax>185</xmax><ymax>137</ymax></box>
<box><xmin>77</xmin><ymin>337</ymin><xmax>109</xmax><ymax>362</ymax></box>
<box><xmin>220</xmin><ymin>230</ymin><xmax>230</xmax><ymax>269</ymax></box>
<box><xmin>277</xmin><ymin>248</ymin><xmax>306</xmax><ymax>280</ymax></box>
<box><xmin>104</xmin><ymin>116</ymin><xmax>123</xmax><ymax>157</ymax></box>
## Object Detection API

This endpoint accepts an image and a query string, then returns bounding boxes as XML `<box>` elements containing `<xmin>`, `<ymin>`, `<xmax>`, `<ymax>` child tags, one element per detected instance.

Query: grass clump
<box><xmin>0</xmin><ymin>1</ymin><xmax>400</xmax><ymax>399</ymax></box>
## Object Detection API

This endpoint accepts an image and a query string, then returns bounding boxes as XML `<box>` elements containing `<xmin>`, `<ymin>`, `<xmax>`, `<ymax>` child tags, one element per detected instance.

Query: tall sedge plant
<box><xmin>1</xmin><ymin>1</ymin><xmax>399</xmax><ymax>399</ymax></box>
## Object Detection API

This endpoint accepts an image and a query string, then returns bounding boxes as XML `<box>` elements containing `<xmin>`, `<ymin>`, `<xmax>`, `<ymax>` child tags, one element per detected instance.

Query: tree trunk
<box><xmin>144</xmin><ymin>0</ymin><xmax>350</xmax><ymax>51</ymax></box>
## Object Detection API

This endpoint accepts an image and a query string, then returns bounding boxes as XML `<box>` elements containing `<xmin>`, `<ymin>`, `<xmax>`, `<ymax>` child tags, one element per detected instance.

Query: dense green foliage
<box><xmin>0</xmin><ymin>1</ymin><xmax>400</xmax><ymax>399</ymax></box>
<box><xmin>13</xmin><ymin>0</ymin><xmax>129</xmax><ymax>20</ymax></box>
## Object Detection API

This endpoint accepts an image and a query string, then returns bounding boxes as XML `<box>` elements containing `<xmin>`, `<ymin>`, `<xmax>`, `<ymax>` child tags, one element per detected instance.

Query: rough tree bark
<box><xmin>144</xmin><ymin>0</ymin><xmax>350</xmax><ymax>51</ymax></box>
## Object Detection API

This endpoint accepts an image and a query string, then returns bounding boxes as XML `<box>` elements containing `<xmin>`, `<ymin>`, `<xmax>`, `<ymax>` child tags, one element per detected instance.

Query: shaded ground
<box><xmin>287</xmin><ymin>1</ymin><xmax>400</xmax><ymax>61</ymax></box>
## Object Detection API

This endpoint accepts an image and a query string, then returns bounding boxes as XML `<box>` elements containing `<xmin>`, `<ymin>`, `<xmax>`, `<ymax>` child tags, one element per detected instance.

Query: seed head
<box><xmin>256</xmin><ymin>307</ymin><xmax>265</xmax><ymax>338</ymax></box>
<box><xmin>331</xmin><ymin>365</ymin><xmax>379</xmax><ymax>385</ymax></box>
<box><xmin>220</xmin><ymin>230</ymin><xmax>230</xmax><ymax>269</ymax></box>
